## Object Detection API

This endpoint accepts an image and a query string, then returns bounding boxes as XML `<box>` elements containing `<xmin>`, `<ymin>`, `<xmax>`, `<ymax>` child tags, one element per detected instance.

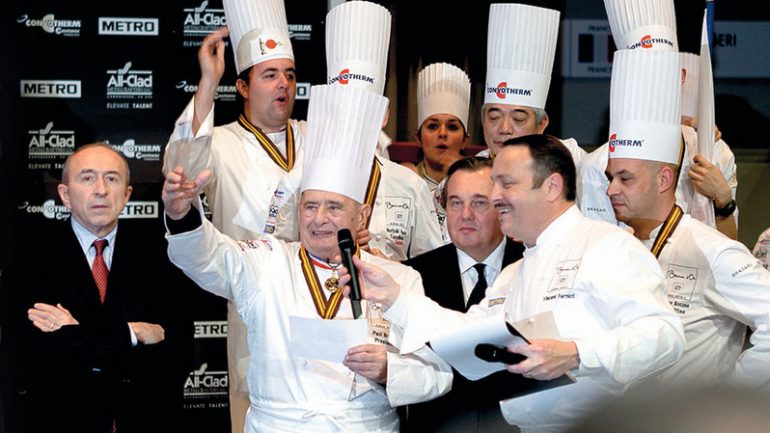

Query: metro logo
<box><xmin>496</xmin><ymin>82</ymin><xmax>507</xmax><ymax>99</ymax></box>
<box><xmin>641</xmin><ymin>35</ymin><xmax>652</xmax><ymax>49</ymax></box>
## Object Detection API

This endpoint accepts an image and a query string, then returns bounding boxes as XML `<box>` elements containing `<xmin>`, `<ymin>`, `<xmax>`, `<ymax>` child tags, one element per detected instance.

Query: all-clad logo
<box><xmin>182</xmin><ymin>0</ymin><xmax>226</xmax><ymax>45</ymax></box>
<box><xmin>106</xmin><ymin>62</ymin><xmax>153</xmax><ymax>110</ymax></box>
<box><xmin>28</xmin><ymin>122</ymin><xmax>75</xmax><ymax>159</ymax></box>
<box><xmin>20</xmin><ymin>80</ymin><xmax>81</xmax><ymax>98</ymax></box>
<box><xmin>628</xmin><ymin>35</ymin><xmax>675</xmax><ymax>50</ymax></box>
<box><xmin>328</xmin><ymin>69</ymin><xmax>375</xmax><ymax>86</ymax></box>
<box><xmin>608</xmin><ymin>133</ymin><xmax>643</xmax><ymax>152</ymax></box>
<box><xmin>109</xmin><ymin>138</ymin><xmax>161</xmax><ymax>161</ymax></box>
<box><xmin>184</xmin><ymin>363</ymin><xmax>228</xmax><ymax>395</ymax></box>
<box><xmin>17</xmin><ymin>14</ymin><xmax>81</xmax><ymax>37</ymax></box>
<box><xmin>487</xmin><ymin>82</ymin><xmax>532</xmax><ymax>100</ymax></box>
<box><xmin>98</xmin><ymin>17</ymin><xmax>158</xmax><ymax>36</ymax></box>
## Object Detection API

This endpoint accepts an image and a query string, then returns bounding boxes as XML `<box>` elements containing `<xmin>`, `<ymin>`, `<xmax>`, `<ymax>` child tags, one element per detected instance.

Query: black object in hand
<box><xmin>337</xmin><ymin>228</ymin><xmax>363</xmax><ymax>319</ymax></box>
<box><xmin>475</xmin><ymin>343</ymin><xmax>526</xmax><ymax>365</ymax></box>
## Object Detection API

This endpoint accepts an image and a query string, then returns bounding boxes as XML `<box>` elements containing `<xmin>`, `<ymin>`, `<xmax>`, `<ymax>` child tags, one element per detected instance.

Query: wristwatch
<box><xmin>714</xmin><ymin>199</ymin><xmax>737</xmax><ymax>218</ymax></box>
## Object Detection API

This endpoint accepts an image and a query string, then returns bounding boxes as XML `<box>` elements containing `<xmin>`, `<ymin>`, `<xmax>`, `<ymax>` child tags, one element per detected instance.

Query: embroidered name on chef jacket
<box><xmin>236</xmin><ymin>238</ymin><xmax>273</xmax><ymax>251</ymax></box>
<box><xmin>383</xmin><ymin>196</ymin><xmax>412</xmax><ymax>244</ymax></box>
<box><xmin>665</xmin><ymin>264</ymin><xmax>698</xmax><ymax>314</ymax></box>
<box><xmin>546</xmin><ymin>259</ymin><xmax>581</xmax><ymax>294</ymax></box>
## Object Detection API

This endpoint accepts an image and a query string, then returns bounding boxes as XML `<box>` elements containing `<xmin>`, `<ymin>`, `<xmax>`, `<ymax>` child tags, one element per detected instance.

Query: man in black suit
<box><xmin>402</xmin><ymin>157</ymin><xmax>524</xmax><ymax>432</ymax></box>
<box><xmin>14</xmin><ymin>143</ymin><xmax>193</xmax><ymax>433</ymax></box>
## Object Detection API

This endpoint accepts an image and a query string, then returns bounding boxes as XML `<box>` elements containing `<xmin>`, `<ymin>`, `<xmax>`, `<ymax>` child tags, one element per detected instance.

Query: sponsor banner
<box><xmin>18</xmin><ymin>200</ymin><xmax>158</xmax><ymax>220</ymax></box>
<box><xmin>109</xmin><ymin>138</ymin><xmax>162</xmax><ymax>161</ymax></box>
<box><xmin>288</xmin><ymin>23</ymin><xmax>312</xmax><ymax>41</ymax></box>
<box><xmin>175</xmin><ymin>80</ymin><xmax>237</xmax><ymax>102</ymax></box>
<box><xmin>98</xmin><ymin>17</ymin><xmax>159</xmax><ymax>36</ymax></box>
<box><xmin>182</xmin><ymin>1</ymin><xmax>227</xmax><ymax>47</ymax></box>
<box><xmin>18</xmin><ymin>199</ymin><xmax>70</xmax><ymax>220</ymax></box>
<box><xmin>119</xmin><ymin>201</ymin><xmax>159</xmax><ymax>219</ymax></box>
<box><xmin>713</xmin><ymin>21</ymin><xmax>770</xmax><ymax>78</ymax></box>
<box><xmin>20</xmin><ymin>80</ymin><xmax>81</xmax><ymax>98</ymax></box>
<box><xmin>194</xmin><ymin>321</ymin><xmax>228</xmax><ymax>338</ymax></box>
<box><xmin>183</xmin><ymin>363</ymin><xmax>229</xmax><ymax>409</ymax></box>
<box><xmin>17</xmin><ymin>13</ymin><xmax>81</xmax><ymax>37</ymax></box>
<box><xmin>106</xmin><ymin>62</ymin><xmax>154</xmax><ymax>110</ymax></box>
<box><xmin>27</xmin><ymin>122</ymin><xmax>75</xmax><ymax>170</ymax></box>
<box><xmin>561</xmin><ymin>19</ymin><xmax>614</xmax><ymax>78</ymax></box>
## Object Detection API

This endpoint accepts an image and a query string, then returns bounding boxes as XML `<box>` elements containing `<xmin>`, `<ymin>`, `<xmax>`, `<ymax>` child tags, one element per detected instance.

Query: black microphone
<box><xmin>337</xmin><ymin>228</ymin><xmax>363</xmax><ymax>319</ymax></box>
<box><xmin>475</xmin><ymin>343</ymin><xmax>527</xmax><ymax>365</ymax></box>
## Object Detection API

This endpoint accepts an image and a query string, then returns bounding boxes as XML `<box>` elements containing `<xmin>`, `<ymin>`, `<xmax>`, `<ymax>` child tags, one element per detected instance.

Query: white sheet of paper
<box><xmin>429</xmin><ymin>311</ymin><xmax>560</xmax><ymax>381</ymax></box>
<box><xmin>289</xmin><ymin>316</ymin><xmax>369</xmax><ymax>362</ymax></box>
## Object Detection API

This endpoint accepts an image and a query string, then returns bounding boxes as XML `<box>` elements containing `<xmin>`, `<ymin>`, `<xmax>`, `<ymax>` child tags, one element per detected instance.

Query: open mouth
<box><xmin>494</xmin><ymin>203</ymin><xmax>512</xmax><ymax>215</ymax></box>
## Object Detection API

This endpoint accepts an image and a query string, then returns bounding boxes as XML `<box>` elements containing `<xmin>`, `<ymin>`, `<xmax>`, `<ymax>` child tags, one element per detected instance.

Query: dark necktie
<box><xmin>466</xmin><ymin>263</ymin><xmax>487</xmax><ymax>311</ymax></box>
<box><xmin>92</xmin><ymin>239</ymin><xmax>109</xmax><ymax>303</ymax></box>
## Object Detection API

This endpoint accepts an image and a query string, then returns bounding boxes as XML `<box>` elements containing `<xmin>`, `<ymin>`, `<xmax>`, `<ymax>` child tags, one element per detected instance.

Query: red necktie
<box><xmin>92</xmin><ymin>239</ymin><xmax>109</xmax><ymax>303</ymax></box>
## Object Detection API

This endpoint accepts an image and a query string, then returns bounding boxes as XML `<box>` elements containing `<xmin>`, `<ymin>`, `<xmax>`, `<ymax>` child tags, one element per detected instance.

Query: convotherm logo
<box><xmin>106</xmin><ymin>62</ymin><xmax>153</xmax><ymax>110</ymax></box>
<box><xmin>628</xmin><ymin>34</ymin><xmax>675</xmax><ymax>50</ymax></box>
<box><xmin>17</xmin><ymin>13</ymin><xmax>81</xmax><ymax>37</ymax></box>
<box><xmin>176</xmin><ymin>80</ymin><xmax>237</xmax><ymax>102</ymax></box>
<box><xmin>288</xmin><ymin>23</ymin><xmax>312</xmax><ymax>41</ymax></box>
<box><xmin>487</xmin><ymin>82</ymin><xmax>533</xmax><ymax>100</ymax></box>
<box><xmin>109</xmin><ymin>138</ymin><xmax>162</xmax><ymax>161</ymax></box>
<box><xmin>27</xmin><ymin>122</ymin><xmax>75</xmax><ymax>170</ymax></box>
<box><xmin>18</xmin><ymin>200</ymin><xmax>70</xmax><ymax>220</ymax></box>
<box><xmin>98</xmin><ymin>17</ymin><xmax>159</xmax><ymax>36</ymax></box>
<box><xmin>182</xmin><ymin>1</ymin><xmax>226</xmax><ymax>46</ymax></box>
<box><xmin>608</xmin><ymin>133</ymin><xmax>643</xmax><ymax>152</ymax></box>
<box><xmin>328</xmin><ymin>69</ymin><xmax>375</xmax><ymax>86</ymax></box>
<box><xmin>20</xmin><ymin>80</ymin><xmax>81</xmax><ymax>98</ymax></box>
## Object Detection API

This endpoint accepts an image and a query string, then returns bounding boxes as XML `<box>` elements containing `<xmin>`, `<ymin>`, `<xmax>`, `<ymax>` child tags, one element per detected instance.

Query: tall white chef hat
<box><xmin>326</xmin><ymin>1</ymin><xmax>391</xmax><ymax>95</ymax></box>
<box><xmin>417</xmin><ymin>63</ymin><xmax>471</xmax><ymax>130</ymax></box>
<box><xmin>484</xmin><ymin>4</ymin><xmax>560</xmax><ymax>108</ymax></box>
<box><xmin>604</xmin><ymin>0</ymin><xmax>678</xmax><ymax>51</ymax></box>
<box><xmin>300</xmin><ymin>84</ymin><xmax>389</xmax><ymax>203</ymax></box>
<box><xmin>680</xmin><ymin>52</ymin><xmax>699</xmax><ymax>118</ymax></box>
<box><xmin>608</xmin><ymin>49</ymin><xmax>682</xmax><ymax>164</ymax></box>
<box><xmin>223</xmin><ymin>0</ymin><xmax>294</xmax><ymax>75</ymax></box>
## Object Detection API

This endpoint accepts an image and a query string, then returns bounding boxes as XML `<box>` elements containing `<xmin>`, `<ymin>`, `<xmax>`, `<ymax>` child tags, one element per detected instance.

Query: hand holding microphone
<box><xmin>338</xmin><ymin>229</ymin><xmax>363</xmax><ymax>319</ymax></box>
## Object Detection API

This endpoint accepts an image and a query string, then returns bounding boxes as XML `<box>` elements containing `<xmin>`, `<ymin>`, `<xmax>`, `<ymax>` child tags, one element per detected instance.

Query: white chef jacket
<box><xmin>163</xmin><ymin>96</ymin><xmax>307</xmax><ymax>427</ymax></box>
<box><xmin>754</xmin><ymin>227</ymin><xmax>770</xmax><ymax>270</ymax></box>
<box><xmin>166</xmin><ymin>215</ymin><xmax>452</xmax><ymax>433</ymax></box>
<box><xmin>264</xmin><ymin>157</ymin><xmax>445</xmax><ymax>261</ymax></box>
<box><xmin>578</xmin><ymin>126</ymin><xmax>738</xmax><ymax>226</ymax></box>
<box><xmin>644</xmin><ymin>214</ymin><xmax>770</xmax><ymax>388</ymax></box>
<box><xmin>385</xmin><ymin>206</ymin><xmax>685</xmax><ymax>433</ymax></box>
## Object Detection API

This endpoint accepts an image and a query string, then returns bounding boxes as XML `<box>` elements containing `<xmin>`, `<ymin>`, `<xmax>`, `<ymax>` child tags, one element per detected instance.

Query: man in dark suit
<box><xmin>402</xmin><ymin>157</ymin><xmax>524</xmax><ymax>433</ymax></box>
<box><xmin>14</xmin><ymin>143</ymin><xmax>193</xmax><ymax>433</ymax></box>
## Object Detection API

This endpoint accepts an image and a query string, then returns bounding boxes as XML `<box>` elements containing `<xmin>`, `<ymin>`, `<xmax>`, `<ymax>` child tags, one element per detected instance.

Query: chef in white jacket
<box><xmin>162</xmin><ymin>1</ymin><xmax>305</xmax><ymax>430</ymax></box>
<box><xmin>479</xmin><ymin>4</ymin><xmax>585</xmax><ymax>168</ymax></box>
<box><xmin>265</xmin><ymin>1</ymin><xmax>444</xmax><ymax>261</ymax></box>
<box><xmin>605</xmin><ymin>49</ymin><xmax>770</xmax><ymax>389</ymax></box>
<box><xmin>580</xmin><ymin>0</ymin><xmax>738</xmax><ymax>238</ymax></box>
<box><xmin>163</xmin><ymin>84</ymin><xmax>451</xmax><ymax>433</ymax></box>
<box><xmin>342</xmin><ymin>133</ymin><xmax>685</xmax><ymax>433</ymax></box>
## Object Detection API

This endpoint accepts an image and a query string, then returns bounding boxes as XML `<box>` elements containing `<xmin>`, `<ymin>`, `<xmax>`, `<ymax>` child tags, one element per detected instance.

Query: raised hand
<box><xmin>162</xmin><ymin>166</ymin><xmax>212</xmax><ymax>220</ymax></box>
